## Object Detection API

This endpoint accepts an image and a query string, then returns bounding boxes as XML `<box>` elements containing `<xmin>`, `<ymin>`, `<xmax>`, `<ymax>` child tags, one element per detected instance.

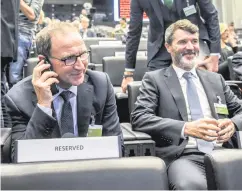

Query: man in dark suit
<box><xmin>80</xmin><ymin>16</ymin><xmax>96</xmax><ymax>38</ymax></box>
<box><xmin>131</xmin><ymin>20</ymin><xmax>242</xmax><ymax>190</ymax></box>
<box><xmin>122</xmin><ymin>0</ymin><xmax>221</xmax><ymax>92</ymax></box>
<box><xmin>4</xmin><ymin>21</ymin><xmax>123</xmax><ymax>160</ymax></box>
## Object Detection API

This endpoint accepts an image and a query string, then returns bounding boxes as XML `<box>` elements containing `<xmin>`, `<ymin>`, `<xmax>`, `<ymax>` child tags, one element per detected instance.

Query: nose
<box><xmin>73</xmin><ymin>57</ymin><xmax>85</xmax><ymax>70</ymax></box>
<box><xmin>186</xmin><ymin>41</ymin><xmax>194</xmax><ymax>50</ymax></box>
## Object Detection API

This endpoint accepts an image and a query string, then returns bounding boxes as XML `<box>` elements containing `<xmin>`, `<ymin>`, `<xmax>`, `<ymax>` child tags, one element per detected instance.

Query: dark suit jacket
<box><xmin>131</xmin><ymin>66</ymin><xmax>242</xmax><ymax>165</ymax></box>
<box><xmin>4</xmin><ymin>70</ymin><xmax>123</xmax><ymax>160</ymax></box>
<box><xmin>125</xmin><ymin>0</ymin><xmax>220</xmax><ymax>69</ymax></box>
<box><xmin>1</xmin><ymin>0</ymin><xmax>19</xmax><ymax>61</ymax></box>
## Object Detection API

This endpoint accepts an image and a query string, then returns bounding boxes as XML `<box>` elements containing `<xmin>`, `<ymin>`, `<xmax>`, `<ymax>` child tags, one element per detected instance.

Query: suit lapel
<box><xmin>149</xmin><ymin>0</ymin><xmax>164</xmax><ymax>28</ymax></box>
<box><xmin>196</xmin><ymin>70</ymin><xmax>218</xmax><ymax>119</ymax></box>
<box><xmin>164</xmin><ymin>66</ymin><xmax>188</xmax><ymax>121</ymax></box>
<box><xmin>76</xmin><ymin>74</ymin><xmax>94</xmax><ymax>137</ymax></box>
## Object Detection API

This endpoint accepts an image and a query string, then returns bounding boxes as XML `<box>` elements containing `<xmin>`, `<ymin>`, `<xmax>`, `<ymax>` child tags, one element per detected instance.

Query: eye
<box><xmin>61</xmin><ymin>55</ymin><xmax>75</xmax><ymax>62</ymax></box>
<box><xmin>179</xmin><ymin>40</ymin><xmax>187</xmax><ymax>45</ymax></box>
<box><xmin>192</xmin><ymin>39</ymin><xmax>198</xmax><ymax>44</ymax></box>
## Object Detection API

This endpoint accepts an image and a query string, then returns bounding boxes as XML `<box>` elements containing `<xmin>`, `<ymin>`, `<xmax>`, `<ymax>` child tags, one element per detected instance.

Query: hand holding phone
<box><xmin>32</xmin><ymin>59</ymin><xmax>59</xmax><ymax>108</ymax></box>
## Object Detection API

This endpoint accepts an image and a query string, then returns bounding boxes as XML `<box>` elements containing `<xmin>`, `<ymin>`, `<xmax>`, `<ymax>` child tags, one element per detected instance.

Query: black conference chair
<box><xmin>84</xmin><ymin>37</ymin><xmax>117</xmax><ymax>50</ymax></box>
<box><xmin>1</xmin><ymin>128</ymin><xmax>12</xmax><ymax>163</ymax></box>
<box><xmin>89</xmin><ymin>45</ymin><xmax>126</xmax><ymax>71</ymax></box>
<box><xmin>120</xmin><ymin>81</ymin><xmax>155</xmax><ymax>156</ymax></box>
<box><xmin>225</xmin><ymin>81</ymin><xmax>242</xmax><ymax>99</ymax></box>
<box><xmin>102</xmin><ymin>56</ymin><xmax>147</xmax><ymax>122</ymax></box>
<box><xmin>23</xmin><ymin>57</ymin><xmax>39</xmax><ymax>78</ymax></box>
<box><xmin>120</xmin><ymin>81</ymin><xmax>142</xmax><ymax>128</ymax></box>
<box><xmin>1</xmin><ymin>157</ymin><xmax>169</xmax><ymax>190</ymax></box>
<box><xmin>204</xmin><ymin>149</ymin><xmax>242</xmax><ymax>190</ymax></box>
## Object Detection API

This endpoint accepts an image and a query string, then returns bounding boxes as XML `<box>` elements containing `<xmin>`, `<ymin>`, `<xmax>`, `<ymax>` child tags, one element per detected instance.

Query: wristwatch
<box><xmin>123</xmin><ymin>71</ymin><xmax>134</xmax><ymax>78</ymax></box>
<box><xmin>123</xmin><ymin>74</ymin><xmax>134</xmax><ymax>78</ymax></box>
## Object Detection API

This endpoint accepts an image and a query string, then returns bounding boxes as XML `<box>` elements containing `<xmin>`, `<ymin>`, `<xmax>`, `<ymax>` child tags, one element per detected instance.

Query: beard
<box><xmin>173</xmin><ymin>49</ymin><xmax>199</xmax><ymax>71</ymax></box>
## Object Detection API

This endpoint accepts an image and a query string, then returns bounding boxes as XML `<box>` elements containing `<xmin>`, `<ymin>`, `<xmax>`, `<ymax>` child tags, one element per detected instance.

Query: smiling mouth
<box><xmin>71</xmin><ymin>72</ymin><xmax>83</xmax><ymax>77</ymax></box>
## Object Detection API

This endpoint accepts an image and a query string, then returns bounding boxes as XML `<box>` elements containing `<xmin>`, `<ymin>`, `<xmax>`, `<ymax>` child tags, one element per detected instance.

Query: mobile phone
<box><xmin>41</xmin><ymin>57</ymin><xmax>59</xmax><ymax>95</ymax></box>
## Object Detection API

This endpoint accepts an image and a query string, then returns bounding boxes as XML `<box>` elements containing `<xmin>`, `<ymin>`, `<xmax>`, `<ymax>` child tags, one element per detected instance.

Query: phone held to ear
<box><xmin>40</xmin><ymin>58</ymin><xmax>59</xmax><ymax>95</ymax></box>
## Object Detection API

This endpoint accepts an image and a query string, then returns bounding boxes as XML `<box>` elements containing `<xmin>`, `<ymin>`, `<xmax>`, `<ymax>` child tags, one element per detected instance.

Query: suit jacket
<box><xmin>4</xmin><ymin>70</ymin><xmax>123</xmax><ymax>160</ymax></box>
<box><xmin>131</xmin><ymin>66</ymin><xmax>242</xmax><ymax>165</ymax></box>
<box><xmin>125</xmin><ymin>0</ymin><xmax>220</xmax><ymax>69</ymax></box>
<box><xmin>1</xmin><ymin>0</ymin><xmax>19</xmax><ymax>62</ymax></box>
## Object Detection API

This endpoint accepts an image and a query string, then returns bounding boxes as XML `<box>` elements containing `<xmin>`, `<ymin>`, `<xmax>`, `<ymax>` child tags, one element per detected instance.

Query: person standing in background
<box><xmin>1</xmin><ymin>0</ymin><xmax>20</xmax><ymax>128</ymax></box>
<box><xmin>8</xmin><ymin>0</ymin><xmax>44</xmax><ymax>88</ymax></box>
<box><xmin>122</xmin><ymin>0</ymin><xmax>221</xmax><ymax>92</ymax></box>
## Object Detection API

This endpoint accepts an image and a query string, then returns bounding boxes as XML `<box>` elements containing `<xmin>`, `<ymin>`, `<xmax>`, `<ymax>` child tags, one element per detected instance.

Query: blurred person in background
<box><xmin>1</xmin><ymin>0</ymin><xmax>20</xmax><ymax>128</ymax></box>
<box><xmin>218</xmin><ymin>23</ymin><xmax>239</xmax><ymax>80</ymax></box>
<box><xmin>114</xmin><ymin>17</ymin><xmax>129</xmax><ymax>34</ymax></box>
<box><xmin>228</xmin><ymin>22</ymin><xmax>239</xmax><ymax>45</ymax></box>
<box><xmin>80</xmin><ymin>16</ymin><xmax>96</xmax><ymax>38</ymax></box>
<box><xmin>8</xmin><ymin>0</ymin><xmax>44</xmax><ymax>88</ymax></box>
<box><xmin>80</xmin><ymin>9</ymin><xmax>88</xmax><ymax>19</ymax></box>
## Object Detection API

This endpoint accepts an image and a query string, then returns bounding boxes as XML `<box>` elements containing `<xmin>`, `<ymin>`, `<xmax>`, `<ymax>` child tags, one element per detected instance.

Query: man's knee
<box><xmin>170</xmin><ymin>178</ymin><xmax>206</xmax><ymax>190</ymax></box>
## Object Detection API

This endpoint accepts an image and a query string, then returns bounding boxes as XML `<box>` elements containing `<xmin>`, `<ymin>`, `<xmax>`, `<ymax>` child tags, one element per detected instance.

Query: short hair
<box><xmin>36</xmin><ymin>21</ymin><xmax>80</xmax><ymax>57</ymax></box>
<box><xmin>165</xmin><ymin>19</ymin><xmax>199</xmax><ymax>45</ymax></box>
<box><xmin>121</xmin><ymin>17</ymin><xmax>126</xmax><ymax>22</ymax></box>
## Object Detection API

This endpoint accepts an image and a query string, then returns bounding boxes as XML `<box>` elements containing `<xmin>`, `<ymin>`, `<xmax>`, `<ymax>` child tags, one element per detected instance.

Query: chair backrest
<box><xmin>127</xmin><ymin>81</ymin><xmax>142</xmax><ymax>116</ymax></box>
<box><xmin>1</xmin><ymin>157</ymin><xmax>169</xmax><ymax>190</ymax></box>
<box><xmin>90</xmin><ymin>45</ymin><xmax>126</xmax><ymax>65</ymax></box>
<box><xmin>102</xmin><ymin>56</ymin><xmax>147</xmax><ymax>86</ymax></box>
<box><xmin>231</xmin><ymin>51</ymin><xmax>242</xmax><ymax>81</ymax></box>
<box><xmin>225</xmin><ymin>81</ymin><xmax>242</xmax><ymax>99</ymax></box>
<box><xmin>228</xmin><ymin>56</ymin><xmax>237</xmax><ymax>80</ymax></box>
<box><xmin>84</xmin><ymin>37</ymin><xmax>116</xmax><ymax>50</ymax></box>
<box><xmin>1</xmin><ymin>128</ymin><xmax>12</xmax><ymax>163</ymax></box>
<box><xmin>23</xmin><ymin>57</ymin><xmax>39</xmax><ymax>78</ymax></box>
<box><xmin>204</xmin><ymin>149</ymin><xmax>242</xmax><ymax>190</ymax></box>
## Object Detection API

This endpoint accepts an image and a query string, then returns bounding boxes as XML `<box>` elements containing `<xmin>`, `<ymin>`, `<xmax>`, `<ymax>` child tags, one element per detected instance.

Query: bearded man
<box><xmin>130</xmin><ymin>19</ymin><xmax>242</xmax><ymax>190</ymax></box>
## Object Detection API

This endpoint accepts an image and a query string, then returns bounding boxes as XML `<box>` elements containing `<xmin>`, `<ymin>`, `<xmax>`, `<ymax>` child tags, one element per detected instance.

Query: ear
<box><xmin>165</xmin><ymin>42</ymin><xmax>172</xmax><ymax>54</ymax></box>
<box><xmin>38</xmin><ymin>55</ymin><xmax>46</xmax><ymax>61</ymax></box>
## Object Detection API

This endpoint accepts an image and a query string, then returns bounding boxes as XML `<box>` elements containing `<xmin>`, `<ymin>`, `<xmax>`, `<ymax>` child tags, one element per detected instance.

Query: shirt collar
<box><xmin>53</xmin><ymin>85</ymin><xmax>78</xmax><ymax>100</ymax></box>
<box><xmin>172</xmin><ymin>64</ymin><xmax>198</xmax><ymax>80</ymax></box>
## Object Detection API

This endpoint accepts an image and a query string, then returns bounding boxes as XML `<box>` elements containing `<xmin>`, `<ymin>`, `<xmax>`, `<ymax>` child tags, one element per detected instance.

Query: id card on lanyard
<box><xmin>183</xmin><ymin>0</ymin><xmax>197</xmax><ymax>17</ymax></box>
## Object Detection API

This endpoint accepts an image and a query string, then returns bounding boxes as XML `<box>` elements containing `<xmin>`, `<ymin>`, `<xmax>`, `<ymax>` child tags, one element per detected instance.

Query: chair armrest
<box><xmin>1</xmin><ymin>128</ymin><xmax>11</xmax><ymax>147</ymax></box>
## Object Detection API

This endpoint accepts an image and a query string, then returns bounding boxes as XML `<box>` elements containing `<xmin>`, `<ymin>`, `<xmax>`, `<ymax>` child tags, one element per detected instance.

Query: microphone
<box><xmin>61</xmin><ymin>133</ymin><xmax>76</xmax><ymax>138</ymax></box>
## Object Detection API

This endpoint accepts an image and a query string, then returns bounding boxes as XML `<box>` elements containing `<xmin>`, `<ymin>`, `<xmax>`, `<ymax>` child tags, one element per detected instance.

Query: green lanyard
<box><xmin>163</xmin><ymin>0</ymin><xmax>174</xmax><ymax>9</ymax></box>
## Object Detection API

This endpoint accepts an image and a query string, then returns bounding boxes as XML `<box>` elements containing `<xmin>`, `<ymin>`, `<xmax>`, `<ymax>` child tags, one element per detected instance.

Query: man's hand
<box><xmin>217</xmin><ymin>119</ymin><xmax>236</xmax><ymax>143</ymax></box>
<box><xmin>198</xmin><ymin>55</ymin><xmax>219</xmax><ymax>72</ymax></box>
<box><xmin>32</xmin><ymin>60</ymin><xmax>59</xmax><ymax>108</ymax></box>
<box><xmin>121</xmin><ymin>72</ymin><xmax>134</xmax><ymax>93</ymax></box>
<box><xmin>184</xmin><ymin>118</ymin><xmax>220</xmax><ymax>141</ymax></box>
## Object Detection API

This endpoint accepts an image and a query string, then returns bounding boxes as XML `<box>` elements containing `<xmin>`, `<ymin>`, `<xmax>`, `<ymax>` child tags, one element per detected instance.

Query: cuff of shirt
<box><xmin>125</xmin><ymin>68</ymin><xmax>135</xmax><ymax>72</ymax></box>
<box><xmin>181</xmin><ymin>124</ymin><xmax>188</xmax><ymax>139</ymax></box>
<box><xmin>37</xmin><ymin>103</ymin><xmax>53</xmax><ymax>117</ymax></box>
<box><xmin>210</xmin><ymin>53</ymin><xmax>221</xmax><ymax>59</ymax></box>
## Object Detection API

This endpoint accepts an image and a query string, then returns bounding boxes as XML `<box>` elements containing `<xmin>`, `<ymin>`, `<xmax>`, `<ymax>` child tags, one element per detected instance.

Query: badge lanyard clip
<box><xmin>217</xmin><ymin>96</ymin><xmax>222</xmax><ymax>104</ymax></box>
<box><xmin>186</xmin><ymin>0</ymin><xmax>190</xmax><ymax>7</ymax></box>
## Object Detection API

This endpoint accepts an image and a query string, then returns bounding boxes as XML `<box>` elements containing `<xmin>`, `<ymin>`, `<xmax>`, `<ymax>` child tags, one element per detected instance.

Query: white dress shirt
<box><xmin>172</xmin><ymin>64</ymin><xmax>221</xmax><ymax>148</ymax></box>
<box><xmin>38</xmin><ymin>86</ymin><xmax>78</xmax><ymax>136</ymax></box>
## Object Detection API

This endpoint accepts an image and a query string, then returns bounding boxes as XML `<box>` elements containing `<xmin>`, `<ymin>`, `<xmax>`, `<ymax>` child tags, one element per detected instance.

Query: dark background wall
<box><xmin>42</xmin><ymin>0</ymin><xmax>116</xmax><ymax>26</ymax></box>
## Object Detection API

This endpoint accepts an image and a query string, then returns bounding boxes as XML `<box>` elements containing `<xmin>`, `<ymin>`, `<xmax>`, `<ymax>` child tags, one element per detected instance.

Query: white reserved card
<box><xmin>15</xmin><ymin>136</ymin><xmax>122</xmax><ymax>163</ymax></box>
